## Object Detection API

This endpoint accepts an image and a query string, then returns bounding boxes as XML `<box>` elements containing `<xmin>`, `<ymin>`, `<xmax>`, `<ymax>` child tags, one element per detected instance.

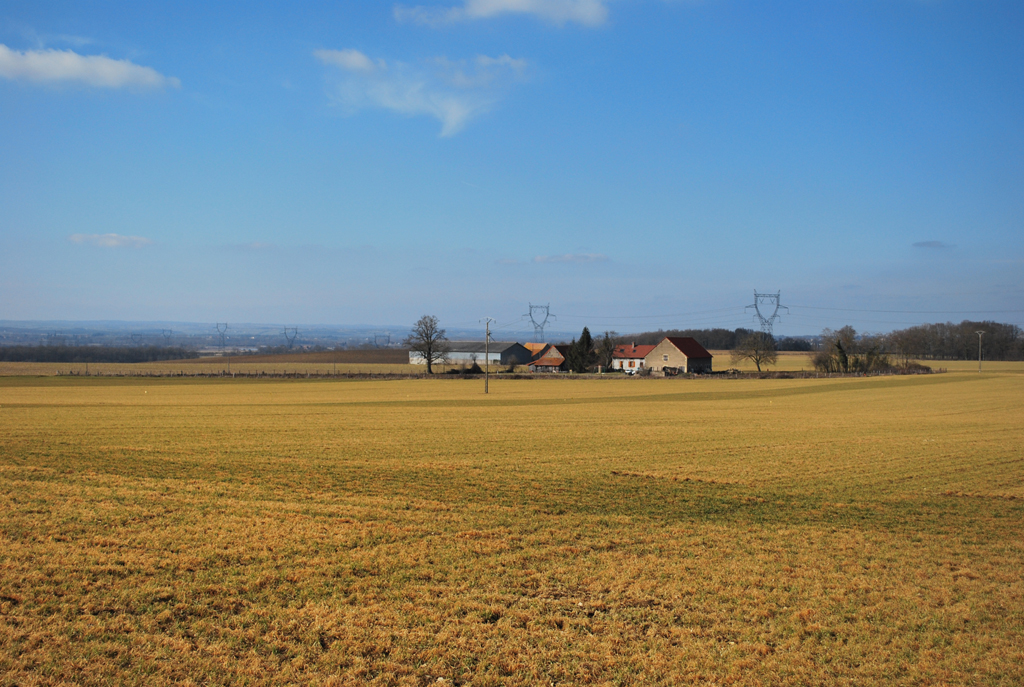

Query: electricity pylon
<box><xmin>746</xmin><ymin>291</ymin><xmax>788</xmax><ymax>337</ymax></box>
<box><xmin>216</xmin><ymin>323</ymin><xmax>229</xmax><ymax>351</ymax></box>
<box><xmin>525</xmin><ymin>303</ymin><xmax>555</xmax><ymax>342</ymax></box>
<box><xmin>283</xmin><ymin>327</ymin><xmax>298</xmax><ymax>349</ymax></box>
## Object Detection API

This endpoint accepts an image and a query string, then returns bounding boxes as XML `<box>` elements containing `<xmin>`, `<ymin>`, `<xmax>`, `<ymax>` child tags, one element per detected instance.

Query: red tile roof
<box><xmin>612</xmin><ymin>344</ymin><xmax>656</xmax><ymax>359</ymax></box>
<box><xmin>532</xmin><ymin>344</ymin><xmax>565</xmax><ymax>363</ymax></box>
<box><xmin>664</xmin><ymin>337</ymin><xmax>713</xmax><ymax>358</ymax></box>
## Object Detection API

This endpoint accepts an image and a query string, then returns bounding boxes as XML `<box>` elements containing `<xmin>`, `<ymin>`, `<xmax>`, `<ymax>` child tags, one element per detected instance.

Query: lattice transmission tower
<box><xmin>216</xmin><ymin>323</ymin><xmax>229</xmax><ymax>351</ymax></box>
<box><xmin>746</xmin><ymin>291</ymin><xmax>788</xmax><ymax>338</ymax></box>
<box><xmin>525</xmin><ymin>303</ymin><xmax>555</xmax><ymax>342</ymax></box>
<box><xmin>283</xmin><ymin>327</ymin><xmax>298</xmax><ymax>349</ymax></box>
<box><xmin>374</xmin><ymin>333</ymin><xmax>391</xmax><ymax>348</ymax></box>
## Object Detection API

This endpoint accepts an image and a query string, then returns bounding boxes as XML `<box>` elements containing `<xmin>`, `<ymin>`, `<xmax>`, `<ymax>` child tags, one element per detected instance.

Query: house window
<box><xmin>629</xmin><ymin>361</ymin><xmax>635</xmax><ymax>368</ymax></box>
<box><xmin>663</xmin><ymin>354</ymin><xmax>669</xmax><ymax>362</ymax></box>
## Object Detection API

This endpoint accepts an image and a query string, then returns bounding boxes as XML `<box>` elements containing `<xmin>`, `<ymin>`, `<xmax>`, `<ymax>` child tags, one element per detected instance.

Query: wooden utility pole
<box><xmin>481</xmin><ymin>317</ymin><xmax>495</xmax><ymax>394</ymax></box>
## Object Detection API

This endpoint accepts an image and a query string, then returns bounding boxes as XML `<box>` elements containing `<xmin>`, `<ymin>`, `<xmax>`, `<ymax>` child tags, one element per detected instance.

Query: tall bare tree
<box><xmin>731</xmin><ymin>331</ymin><xmax>777</xmax><ymax>372</ymax></box>
<box><xmin>596</xmin><ymin>331</ymin><xmax>618</xmax><ymax>371</ymax></box>
<box><xmin>404</xmin><ymin>315</ymin><xmax>449</xmax><ymax>374</ymax></box>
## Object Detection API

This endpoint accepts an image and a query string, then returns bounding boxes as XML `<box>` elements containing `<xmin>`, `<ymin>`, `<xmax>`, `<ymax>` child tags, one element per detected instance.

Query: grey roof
<box><xmin>445</xmin><ymin>341</ymin><xmax>524</xmax><ymax>353</ymax></box>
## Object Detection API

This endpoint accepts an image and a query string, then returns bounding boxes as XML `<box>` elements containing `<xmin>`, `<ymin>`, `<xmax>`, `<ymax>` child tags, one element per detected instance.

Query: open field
<box><xmin>710</xmin><ymin>350</ymin><xmax>813</xmax><ymax>372</ymax></box>
<box><xmin>2</xmin><ymin>371</ymin><xmax>1023</xmax><ymax>685</ymax></box>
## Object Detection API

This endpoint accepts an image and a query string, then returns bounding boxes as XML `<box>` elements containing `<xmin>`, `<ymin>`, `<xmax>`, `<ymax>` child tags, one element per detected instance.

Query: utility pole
<box><xmin>481</xmin><ymin>317</ymin><xmax>495</xmax><ymax>394</ymax></box>
<box><xmin>976</xmin><ymin>330</ymin><xmax>985</xmax><ymax>372</ymax></box>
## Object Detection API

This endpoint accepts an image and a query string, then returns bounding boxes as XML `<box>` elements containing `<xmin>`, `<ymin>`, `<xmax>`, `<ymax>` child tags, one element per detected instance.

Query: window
<box><xmin>663</xmin><ymin>354</ymin><xmax>669</xmax><ymax>362</ymax></box>
<box><xmin>629</xmin><ymin>361</ymin><xmax>635</xmax><ymax>368</ymax></box>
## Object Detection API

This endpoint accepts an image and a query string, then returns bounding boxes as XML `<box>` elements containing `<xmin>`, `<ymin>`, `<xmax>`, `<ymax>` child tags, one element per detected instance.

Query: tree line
<box><xmin>886</xmin><ymin>320</ymin><xmax>1022</xmax><ymax>361</ymax></box>
<box><xmin>0</xmin><ymin>345</ymin><xmax>200</xmax><ymax>363</ymax></box>
<box><xmin>621</xmin><ymin>327</ymin><xmax>811</xmax><ymax>351</ymax></box>
<box><xmin>810</xmin><ymin>320</ymin><xmax>1022</xmax><ymax>373</ymax></box>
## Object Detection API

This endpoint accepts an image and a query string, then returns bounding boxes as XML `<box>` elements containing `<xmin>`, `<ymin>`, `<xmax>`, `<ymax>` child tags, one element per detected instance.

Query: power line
<box><xmin>557</xmin><ymin>306</ymin><xmax>744</xmax><ymax>320</ymax></box>
<box><xmin>789</xmin><ymin>305</ymin><xmax>1024</xmax><ymax>315</ymax></box>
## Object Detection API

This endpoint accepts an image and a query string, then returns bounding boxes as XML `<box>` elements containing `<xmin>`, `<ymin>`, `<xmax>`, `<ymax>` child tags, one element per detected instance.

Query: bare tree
<box><xmin>731</xmin><ymin>331</ymin><xmax>778</xmax><ymax>372</ymax></box>
<box><xmin>596</xmin><ymin>331</ymin><xmax>618</xmax><ymax>371</ymax></box>
<box><xmin>404</xmin><ymin>315</ymin><xmax>449</xmax><ymax>374</ymax></box>
<box><xmin>813</xmin><ymin>326</ymin><xmax>892</xmax><ymax>373</ymax></box>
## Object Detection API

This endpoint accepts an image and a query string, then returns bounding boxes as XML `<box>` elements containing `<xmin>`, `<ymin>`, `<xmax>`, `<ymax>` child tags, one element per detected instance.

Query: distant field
<box><xmin>1</xmin><ymin>371</ymin><xmax>1022</xmax><ymax>685</ymax></box>
<box><xmin>237</xmin><ymin>349</ymin><xmax>410</xmax><ymax>364</ymax></box>
<box><xmin>711</xmin><ymin>351</ymin><xmax>1024</xmax><ymax>374</ymax></box>
<box><xmin>708</xmin><ymin>349</ymin><xmax>813</xmax><ymax>372</ymax></box>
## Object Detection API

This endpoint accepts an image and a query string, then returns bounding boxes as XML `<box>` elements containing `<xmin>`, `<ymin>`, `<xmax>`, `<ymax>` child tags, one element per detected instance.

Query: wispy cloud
<box><xmin>394</xmin><ymin>0</ymin><xmax>610</xmax><ymax>27</ymax></box>
<box><xmin>16</xmin><ymin>26</ymin><xmax>95</xmax><ymax>50</ymax></box>
<box><xmin>0</xmin><ymin>44</ymin><xmax>180</xmax><ymax>89</ymax></box>
<box><xmin>913</xmin><ymin>240</ymin><xmax>953</xmax><ymax>249</ymax></box>
<box><xmin>534</xmin><ymin>253</ymin><xmax>608</xmax><ymax>263</ymax></box>
<box><xmin>69</xmin><ymin>233</ymin><xmax>153</xmax><ymax>248</ymax></box>
<box><xmin>315</xmin><ymin>48</ymin><xmax>527</xmax><ymax>137</ymax></box>
<box><xmin>315</xmin><ymin>48</ymin><xmax>382</xmax><ymax>73</ymax></box>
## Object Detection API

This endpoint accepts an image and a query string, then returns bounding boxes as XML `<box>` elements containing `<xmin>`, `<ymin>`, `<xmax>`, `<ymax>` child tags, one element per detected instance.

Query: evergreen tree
<box><xmin>565</xmin><ymin>337</ymin><xmax>581</xmax><ymax>373</ymax></box>
<box><xmin>568</xmin><ymin>327</ymin><xmax>596</xmax><ymax>373</ymax></box>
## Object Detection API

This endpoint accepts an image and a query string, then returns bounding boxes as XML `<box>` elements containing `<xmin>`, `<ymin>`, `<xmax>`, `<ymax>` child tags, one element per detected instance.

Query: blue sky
<box><xmin>1</xmin><ymin>0</ymin><xmax>1021</xmax><ymax>337</ymax></box>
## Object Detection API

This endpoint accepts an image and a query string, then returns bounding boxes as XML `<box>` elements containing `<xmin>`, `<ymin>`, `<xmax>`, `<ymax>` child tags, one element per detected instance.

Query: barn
<box><xmin>409</xmin><ymin>342</ymin><xmax>532</xmax><ymax>366</ymax></box>
<box><xmin>527</xmin><ymin>344</ymin><xmax>571</xmax><ymax>372</ymax></box>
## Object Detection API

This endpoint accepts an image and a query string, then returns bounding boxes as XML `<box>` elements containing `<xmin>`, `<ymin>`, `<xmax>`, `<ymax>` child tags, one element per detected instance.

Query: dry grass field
<box><xmin>2</xmin><ymin>370</ymin><xmax>1023</xmax><ymax>685</ymax></box>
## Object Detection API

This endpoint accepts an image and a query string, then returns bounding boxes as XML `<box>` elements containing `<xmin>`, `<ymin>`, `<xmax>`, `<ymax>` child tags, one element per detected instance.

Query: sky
<box><xmin>1</xmin><ymin>0</ymin><xmax>1022</xmax><ymax>338</ymax></box>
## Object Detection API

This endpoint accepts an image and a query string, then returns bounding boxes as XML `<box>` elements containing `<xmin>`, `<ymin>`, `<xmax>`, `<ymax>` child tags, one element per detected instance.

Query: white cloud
<box><xmin>313</xmin><ymin>49</ymin><xmax>381</xmax><ymax>73</ymax></box>
<box><xmin>0</xmin><ymin>44</ymin><xmax>180</xmax><ymax>89</ymax></box>
<box><xmin>534</xmin><ymin>253</ymin><xmax>608</xmax><ymax>263</ymax></box>
<box><xmin>316</xmin><ymin>49</ymin><xmax>527</xmax><ymax>137</ymax></box>
<box><xmin>69</xmin><ymin>233</ymin><xmax>153</xmax><ymax>248</ymax></box>
<box><xmin>395</xmin><ymin>0</ymin><xmax>610</xmax><ymax>27</ymax></box>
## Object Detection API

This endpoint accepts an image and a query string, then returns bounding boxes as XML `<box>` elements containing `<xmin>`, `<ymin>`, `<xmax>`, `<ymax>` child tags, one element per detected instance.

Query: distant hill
<box><xmin>0</xmin><ymin>345</ymin><xmax>200</xmax><ymax>363</ymax></box>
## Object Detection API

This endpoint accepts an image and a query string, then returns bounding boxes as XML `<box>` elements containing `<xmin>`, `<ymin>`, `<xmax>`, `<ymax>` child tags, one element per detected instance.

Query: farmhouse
<box><xmin>644</xmin><ymin>337</ymin><xmax>713</xmax><ymax>374</ymax></box>
<box><xmin>527</xmin><ymin>344</ymin><xmax>570</xmax><ymax>373</ymax></box>
<box><xmin>409</xmin><ymin>341</ymin><xmax>531</xmax><ymax>366</ymax></box>
<box><xmin>611</xmin><ymin>343</ymin><xmax>656</xmax><ymax>373</ymax></box>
